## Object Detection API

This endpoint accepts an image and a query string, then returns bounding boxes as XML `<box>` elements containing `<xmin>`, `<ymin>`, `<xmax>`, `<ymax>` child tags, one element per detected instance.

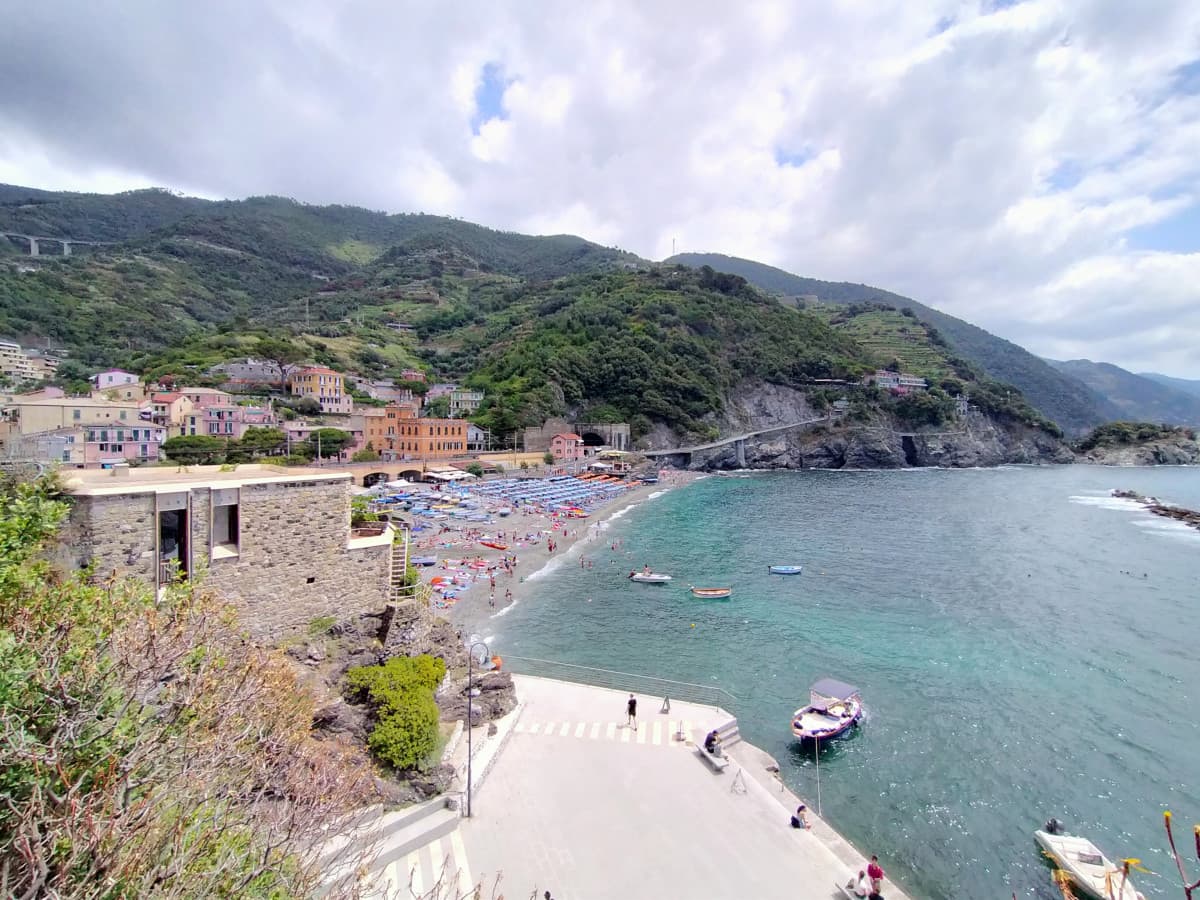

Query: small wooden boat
<box><xmin>480</xmin><ymin>541</ymin><xmax>508</xmax><ymax>550</ymax></box>
<box><xmin>411</xmin><ymin>555</ymin><xmax>438</xmax><ymax>567</ymax></box>
<box><xmin>690</xmin><ymin>587</ymin><xmax>732</xmax><ymax>599</ymax></box>
<box><xmin>629</xmin><ymin>572</ymin><xmax>672</xmax><ymax>583</ymax></box>
<box><xmin>1034</xmin><ymin>821</ymin><xmax>1143</xmax><ymax>900</ymax></box>
<box><xmin>769</xmin><ymin>564</ymin><xmax>803</xmax><ymax>575</ymax></box>
<box><xmin>791</xmin><ymin>678</ymin><xmax>862</xmax><ymax>742</ymax></box>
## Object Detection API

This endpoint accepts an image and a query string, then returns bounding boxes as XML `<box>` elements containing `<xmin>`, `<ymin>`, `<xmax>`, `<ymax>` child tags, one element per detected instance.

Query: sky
<box><xmin>1</xmin><ymin>1</ymin><xmax>1199</xmax><ymax>376</ymax></box>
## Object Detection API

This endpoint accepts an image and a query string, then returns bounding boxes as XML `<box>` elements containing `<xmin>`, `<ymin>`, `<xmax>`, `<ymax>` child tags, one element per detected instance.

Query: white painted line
<box><xmin>426</xmin><ymin>838</ymin><xmax>444</xmax><ymax>892</ymax></box>
<box><xmin>636</xmin><ymin>722</ymin><xmax>648</xmax><ymax>744</ymax></box>
<box><xmin>514</xmin><ymin>721</ymin><xmax>526</xmax><ymax>733</ymax></box>
<box><xmin>574</xmin><ymin>722</ymin><xmax>586</xmax><ymax>738</ymax></box>
<box><xmin>652</xmin><ymin>721</ymin><xmax>663</xmax><ymax>745</ymax></box>
<box><xmin>529</xmin><ymin>722</ymin><xmax>541</xmax><ymax>734</ymax></box>
<box><xmin>560</xmin><ymin>722</ymin><xmax>572</xmax><ymax>736</ymax></box>
<box><xmin>589</xmin><ymin>722</ymin><xmax>601</xmax><ymax>739</ymax></box>
<box><xmin>543</xmin><ymin>722</ymin><xmax>556</xmax><ymax>736</ymax></box>
<box><xmin>406</xmin><ymin>848</ymin><xmax>424</xmax><ymax>895</ymax></box>
<box><xmin>450</xmin><ymin>829</ymin><xmax>474</xmax><ymax>895</ymax></box>
<box><xmin>605</xmin><ymin>722</ymin><xmax>616</xmax><ymax>740</ymax></box>
<box><xmin>620</xmin><ymin>725</ymin><xmax>631</xmax><ymax>743</ymax></box>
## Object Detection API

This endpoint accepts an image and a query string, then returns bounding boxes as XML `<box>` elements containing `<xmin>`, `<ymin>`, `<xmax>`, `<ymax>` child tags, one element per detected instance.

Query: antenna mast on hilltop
<box><xmin>672</xmin><ymin>237</ymin><xmax>676</xmax><ymax>257</ymax></box>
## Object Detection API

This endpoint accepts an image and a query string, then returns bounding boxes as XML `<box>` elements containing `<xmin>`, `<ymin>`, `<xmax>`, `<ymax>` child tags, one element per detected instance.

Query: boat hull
<box><xmin>629</xmin><ymin>574</ymin><xmax>672</xmax><ymax>583</ymax></box>
<box><xmin>769</xmin><ymin>565</ymin><xmax>803</xmax><ymax>575</ymax></box>
<box><xmin>690</xmin><ymin>587</ymin><xmax>732</xmax><ymax>599</ymax></box>
<box><xmin>791</xmin><ymin>697</ymin><xmax>863</xmax><ymax>742</ymax></box>
<box><xmin>1033</xmin><ymin>831</ymin><xmax>1141</xmax><ymax>900</ymax></box>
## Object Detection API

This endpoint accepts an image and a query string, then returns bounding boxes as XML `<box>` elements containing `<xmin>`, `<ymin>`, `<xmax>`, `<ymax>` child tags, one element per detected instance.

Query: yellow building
<box><xmin>2</xmin><ymin>397</ymin><xmax>144</xmax><ymax>435</ymax></box>
<box><xmin>287</xmin><ymin>366</ymin><xmax>352</xmax><ymax>414</ymax></box>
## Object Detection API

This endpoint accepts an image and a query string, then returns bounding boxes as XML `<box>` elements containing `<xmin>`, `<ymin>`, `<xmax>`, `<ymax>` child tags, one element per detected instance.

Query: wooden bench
<box><xmin>695</xmin><ymin>743</ymin><xmax>730</xmax><ymax>772</ymax></box>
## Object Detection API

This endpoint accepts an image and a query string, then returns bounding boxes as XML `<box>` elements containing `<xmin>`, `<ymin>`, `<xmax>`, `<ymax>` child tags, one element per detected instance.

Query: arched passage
<box><xmin>362</xmin><ymin>471</ymin><xmax>392</xmax><ymax>487</ymax></box>
<box><xmin>580</xmin><ymin>432</ymin><xmax>606</xmax><ymax>448</ymax></box>
<box><xmin>399</xmin><ymin>468</ymin><xmax>424</xmax><ymax>482</ymax></box>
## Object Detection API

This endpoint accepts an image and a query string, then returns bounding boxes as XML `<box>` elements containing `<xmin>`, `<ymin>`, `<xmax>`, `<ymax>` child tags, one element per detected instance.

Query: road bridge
<box><xmin>642</xmin><ymin>414</ymin><xmax>836</xmax><ymax>467</ymax></box>
<box><xmin>1</xmin><ymin>231</ymin><xmax>115</xmax><ymax>257</ymax></box>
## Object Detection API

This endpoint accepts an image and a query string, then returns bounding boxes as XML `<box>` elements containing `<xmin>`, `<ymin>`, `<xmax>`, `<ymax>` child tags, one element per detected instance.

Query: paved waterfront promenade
<box><xmin>447</xmin><ymin>675</ymin><xmax>909</xmax><ymax>900</ymax></box>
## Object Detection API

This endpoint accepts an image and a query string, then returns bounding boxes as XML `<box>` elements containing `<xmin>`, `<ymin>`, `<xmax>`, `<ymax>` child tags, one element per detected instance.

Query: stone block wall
<box><xmin>68</xmin><ymin>477</ymin><xmax>393</xmax><ymax>640</ymax></box>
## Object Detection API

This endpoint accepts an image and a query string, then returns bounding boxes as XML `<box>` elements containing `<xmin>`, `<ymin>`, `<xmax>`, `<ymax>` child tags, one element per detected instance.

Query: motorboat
<box><xmin>1034</xmin><ymin>821</ymin><xmax>1144</xmax><ymax>900</ymax></box>
<box><xmin>769</xmin><ymin>564</ymin><xmax>803</xmax><ymax>575</ymax></box>
<box><xmin>629</xmin><ymin>572</ymin><xmax>672</xmax><ymax>584</ymax></box>
<box><xmin>791</xmin><ymin>678</ymin><xmax>862</xmax><ymax>741</ymax></box>
<box><xmin>690</xmin><ymin>587</ymin><xmax>732</xmax><ymax>599</ymax></box>
<box><xmin>410</xmin><ymin>555</ymin><xmax>438</xmax><ymax>567</ymax></box>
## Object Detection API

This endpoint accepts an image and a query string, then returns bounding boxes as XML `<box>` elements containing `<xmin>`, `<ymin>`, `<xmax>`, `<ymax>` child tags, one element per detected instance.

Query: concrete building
<box><xmin>92</xmin><ymin>369</ymin><xmax>139</xmax><ymax>390</ymax></box>
<box><xmin>2</xmin><ymin>397</ymin><xmax>143</xmax><ymax>435</ymax></box>
<box><xmin>356</xmin><ymin>379</ymin><xmax>415</xmax><ymax>405</ymax></box>
<box><xmin>550</xmin><ymin>432</ymin><xmax>585</xmax><ymax>461</ymax></box>
<box><xmin>425</xmin><ymin>383</ymin><xmax>456</xmax><ymax>402</ymax></box>
<box><xmin>0</xmin><ymin>340</ymin><xmax>41</xmax><ymax>384</ymax></box>
<box><xmin>467</xmin><ymin>423</ymin><xmax>490</xmax><ymax>452</ymax></box>
<box><xmin>866</xmin><ymin>371</ymin><xmax>928</xmax><ymax>394</ymax></box>
<box><xmin>288</xmin><ymin>366</ymin><xmax>353</xmax><ymax>414</ymax></box>
<box><xmin>363</xmin><ymin>406</ymin><xmax>467</xmax><ymax>461</ymax></box>
<box><xmin>61</xmin><ymin>465</ymin><xmax>398</xmax><ymax>638</ymax></box>
<box><xmin>208</xmin><ymin>358</ymin><xmax>284</xmax><ymax>389</ymax></box>
<box><xmin>449</xmin><ymin>388</ymin><xmax>484</xmax><ymax>418</ymax></box>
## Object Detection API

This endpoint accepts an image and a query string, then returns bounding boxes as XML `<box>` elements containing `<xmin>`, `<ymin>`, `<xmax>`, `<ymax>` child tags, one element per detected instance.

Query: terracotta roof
<box><xmin>152</xmin><ymin>392</ymin><xmax>182</xmax><ymax>402</ymax></box>
<box><xmin>294</xmin><ymin>366</ymin><xmax>341</xmax><ymax>376</ymax></box>
<box><xmin>553</xmin><ymin>433</ymin><xmax>583</xmax><ymax>441</ymax></box>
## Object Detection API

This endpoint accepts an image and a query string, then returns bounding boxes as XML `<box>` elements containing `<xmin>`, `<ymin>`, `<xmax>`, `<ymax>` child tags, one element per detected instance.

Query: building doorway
<box><xmin>159</xmin><ymin>508</ymin><xmax>188</xmax><ymax>583</ymax></box>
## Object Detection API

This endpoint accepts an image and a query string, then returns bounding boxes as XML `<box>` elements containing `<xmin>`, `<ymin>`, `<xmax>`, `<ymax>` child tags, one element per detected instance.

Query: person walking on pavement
<box><xmin>867</xmin><ymin>855</ymin><xmax>885</xmax><ymax>894</ymax></box>
<box><xmin>626</xmin><ymin>693</ymin><xmax>638</xmax><ymax>730</ymax></box>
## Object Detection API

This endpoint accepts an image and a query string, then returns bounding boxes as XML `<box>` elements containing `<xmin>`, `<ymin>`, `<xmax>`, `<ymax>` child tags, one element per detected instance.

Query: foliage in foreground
<box><xmin>345</xmin><ymin>655</ymin><xmax>446</xmax><ymax>771</ymax></box>
<box><xmin>0</xmin><ymin>476</ymin><xmax>375</xmax><ymax>899</ymax></box>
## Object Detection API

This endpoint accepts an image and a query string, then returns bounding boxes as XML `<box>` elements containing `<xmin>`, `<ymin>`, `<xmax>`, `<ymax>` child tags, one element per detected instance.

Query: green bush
<box><xmin>345</xmin><ymin>655</ymin><xmax>446</xmax><ymax>771</ymax></box>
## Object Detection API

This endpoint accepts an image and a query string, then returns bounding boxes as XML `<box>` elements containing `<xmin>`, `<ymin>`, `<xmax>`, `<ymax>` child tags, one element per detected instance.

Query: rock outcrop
<box><xmin>1113</xmin><ymin>490</ymin><xmax>1200</xmax><ymax>530</ymax></box>
<box><xmin>1079</xmin><ymin>436</ymin><xmax>1200</xmax><ymax>466</ymax></box>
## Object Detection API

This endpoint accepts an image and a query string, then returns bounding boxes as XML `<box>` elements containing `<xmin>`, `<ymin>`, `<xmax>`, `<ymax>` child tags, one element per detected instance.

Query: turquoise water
<box><xmin>471</xmin><ymin>466</ymin><xmax>1200</xmax><ymax>899</ymax></box>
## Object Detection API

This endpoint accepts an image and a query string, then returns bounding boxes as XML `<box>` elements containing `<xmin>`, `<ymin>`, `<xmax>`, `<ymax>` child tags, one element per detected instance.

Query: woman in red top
<box><xmin>867</xmin><ymin>856</ymin><xmax>885</xmax><ymax>893</ymax></box>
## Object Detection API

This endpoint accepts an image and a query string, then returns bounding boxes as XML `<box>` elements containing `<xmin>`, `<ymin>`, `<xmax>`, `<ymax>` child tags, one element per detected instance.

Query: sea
<box><xmin>464</xmin><ymin>465</ymin><xmax>1200</xmax><ymax>900</ymax></box>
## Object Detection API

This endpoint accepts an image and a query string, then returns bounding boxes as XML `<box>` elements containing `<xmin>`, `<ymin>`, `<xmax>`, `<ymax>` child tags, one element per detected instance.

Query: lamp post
<box><xmin>465</xmin><ymin>639</ymin><xmax>489</xmax><ymax>818</ymax></box>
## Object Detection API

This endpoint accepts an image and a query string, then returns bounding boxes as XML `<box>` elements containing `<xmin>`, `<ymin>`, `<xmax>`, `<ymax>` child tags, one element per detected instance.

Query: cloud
<box><xmin>1</xmin><ymin>0</ymin><xmax>1199</xmax><ymax>375</ymax></box>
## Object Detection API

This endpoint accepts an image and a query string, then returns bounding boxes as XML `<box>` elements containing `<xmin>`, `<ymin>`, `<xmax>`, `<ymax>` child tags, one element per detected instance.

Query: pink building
<box><xmin>83</xmin><ymin>422</ymin><xmax>167</xmax><ymax>466</ymax></box>
<box><xmin>179</xmin><ymin>387</ymin><xmax>234</xmax><ymax>409</ymax></box>
<box><xmin>549</xmin><ymin>432</ymin><xmax>585</xmax><ymax>461</ymax></box>
<box><xmin>400</xmin><ymin>369</ymin><xmax>426</xmax><ymax>383</ymax></box>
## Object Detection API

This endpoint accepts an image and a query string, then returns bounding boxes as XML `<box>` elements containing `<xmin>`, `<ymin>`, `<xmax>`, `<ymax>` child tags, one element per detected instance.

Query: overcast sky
<box><xmin>2</xmin><ymin>1</ymin><xmax>1199</xmax><ymax>376</ymax></box>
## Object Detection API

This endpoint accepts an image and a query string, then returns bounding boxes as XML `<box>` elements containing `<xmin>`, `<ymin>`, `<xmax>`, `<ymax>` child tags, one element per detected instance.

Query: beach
<box><xmin>402</xmin><ymin>470</ymin><xmax>702</xmax><ymax>633</ymax></box>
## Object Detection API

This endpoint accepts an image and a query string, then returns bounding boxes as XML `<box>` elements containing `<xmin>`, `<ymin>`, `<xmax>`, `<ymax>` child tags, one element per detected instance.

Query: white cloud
<box><xmin>1</xmin><ymin>0</ymin><xmax>1199</xmax><ymax>374</ymax></box>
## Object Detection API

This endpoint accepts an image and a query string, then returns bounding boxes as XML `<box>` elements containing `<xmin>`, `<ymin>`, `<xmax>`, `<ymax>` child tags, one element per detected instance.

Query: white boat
<box><xmin>769</xmin><ymin>564</ymin><xmax>803</xmax><ymax>575</ymax></box>
<box><xmin>1034</xmin><ymin>823</ymin><xmax>1143</xmax><ymax>900</ymax></box>
<box><xmin>791</xmin><ymin>678</ymin><xmax>862</xmax><ymax>741</ymax></box>
<box><xmin>629</xmin><ymin>572</ymin><xmax>672</xmax><ymax>583</ymax></box>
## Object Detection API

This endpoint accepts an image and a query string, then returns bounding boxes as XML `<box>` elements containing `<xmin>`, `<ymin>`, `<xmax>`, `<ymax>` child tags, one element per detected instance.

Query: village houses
<box><xmin>288</xmin><ymin>366</ymin><xmax>353</xmax><ymax>414</ymax></box>
<box><xmin>549</xmin><ymin>432</ymin><xmax>585</xmax><ymax>461</ymax></box>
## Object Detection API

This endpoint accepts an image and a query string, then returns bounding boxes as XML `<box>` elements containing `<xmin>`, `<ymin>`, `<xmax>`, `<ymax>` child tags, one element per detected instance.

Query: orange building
<box><xmin>364</xmin><ymin>404</ymin><xmax>466</xmax><ymax>460</ymax></box>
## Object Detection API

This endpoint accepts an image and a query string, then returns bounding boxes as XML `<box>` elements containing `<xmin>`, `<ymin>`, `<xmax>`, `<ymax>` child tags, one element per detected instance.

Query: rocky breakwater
<box><xmin>291</xmin><ymin>596</ymin><xmax>517</xmax><ymax>803</ymax></box>
<box><xmin>1113</xmin><ymin>490</ymin><xmax>1200</xmax><ymax>532</ymax></box>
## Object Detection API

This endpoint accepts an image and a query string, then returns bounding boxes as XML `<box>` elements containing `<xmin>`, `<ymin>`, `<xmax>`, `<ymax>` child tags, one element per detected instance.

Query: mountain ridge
<box><xmin>1047</xmin><ymin>359</ymin><xmax>1200</xmax><ymax>426</ymax></box>
<box><xmin>665</xmin><ymin>252</ymin><xmax>1119</xmax><ymax>435</ymax></box>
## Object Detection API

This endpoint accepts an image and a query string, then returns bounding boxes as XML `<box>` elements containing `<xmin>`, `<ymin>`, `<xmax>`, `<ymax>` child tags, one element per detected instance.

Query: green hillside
<box><xmin>667</xmin><ymin>252</ymin><xmax>1120</xmax><ymax>434</ymax></box>
<box><xmin>1138</xmin><ymin>371</ymin><xmax>1200</xmax><ymax>400</ymax></box>
<box><xmin>1048</xmin><ymin>359</ymin><xmax>1200</xmax><ymax>426</ymax></box>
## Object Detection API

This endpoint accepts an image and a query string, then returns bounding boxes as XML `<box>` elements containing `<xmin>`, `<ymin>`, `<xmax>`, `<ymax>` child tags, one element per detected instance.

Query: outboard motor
<box><xmin>1045</xmin><ymin>818</ymin><xmax>1065</xmax><ymax>835</ymax></box>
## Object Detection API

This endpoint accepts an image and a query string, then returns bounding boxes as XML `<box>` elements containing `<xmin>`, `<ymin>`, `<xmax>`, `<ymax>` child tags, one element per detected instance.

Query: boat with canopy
<box><xmin>791</xmin><ymin>678</ymin><xmax>863</xmax><ymax>742</ymax></box>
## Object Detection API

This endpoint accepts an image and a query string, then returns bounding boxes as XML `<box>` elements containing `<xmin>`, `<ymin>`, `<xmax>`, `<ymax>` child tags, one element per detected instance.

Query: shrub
<box><xmin>465</xmin><ymin>462</ymin><xmax>484</xmax><ymax>477</ymax></box>
<box><xmin>344</xmin><ymin>655</ymin><xmax>446</xmax><ymax>771</ymax></box>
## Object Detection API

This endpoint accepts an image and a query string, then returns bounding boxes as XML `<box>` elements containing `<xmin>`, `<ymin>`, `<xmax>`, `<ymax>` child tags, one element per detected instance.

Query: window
<box><xmin>72</xmin><ymin>408</ymin><xmax>81</xmax><ymax>420</ymax></box>
<box><xmin>212</xmin><ymin>488</ymin><xmax>240</xmax><ymax>559</ymax></box>
<box><xmin>119</xmin><ymin>410</ymin><xmax>127</xmax><ymax>420</ymax></box>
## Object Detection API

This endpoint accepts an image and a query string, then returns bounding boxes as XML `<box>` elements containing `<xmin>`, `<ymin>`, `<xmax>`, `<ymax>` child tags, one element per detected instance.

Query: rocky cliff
<box><xmin>654</xmin><ymin>381</ymin><xmax>1073</xmax><ymax>470</ymax></box>
<box><xmin>1079</xmin><ymin>436</ymin><xmax>1200</xmax><ymax>466</ymax></box>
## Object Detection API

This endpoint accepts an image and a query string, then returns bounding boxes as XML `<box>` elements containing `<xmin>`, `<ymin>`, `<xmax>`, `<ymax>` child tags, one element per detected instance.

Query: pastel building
<box><xmin>92</xmin><ymin>369</ymin><xmax>139</xmax><ymax>390</ymax></box>
<box><xmin>288</xmin><ymin>367</ymin><xmax>352</xmax><ymax>414</ymax></box>
<box><xmin>549</xmin><ymin>432</ymin><xmax>585</xmax><ymax>461</ymax></box>
<box><xmin>866</xmin><ymin>371</ymin><xmax>928</xmax><ymax>394</ymax></box>
<box><xmin>449</xmin><ymin>388</ymin><xmax>484</xmax><ymax>418</ymax></box>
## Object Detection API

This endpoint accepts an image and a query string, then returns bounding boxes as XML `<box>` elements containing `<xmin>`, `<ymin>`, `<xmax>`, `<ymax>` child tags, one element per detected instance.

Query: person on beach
<box><xmin>867</xmin><ymin>856</ymin><xmax>885</xmax><ymax>894</ymax></box>
<box><xmin>626</xmin><ymin>693</ymin><xmax>638</xmax><ymax>730</ymax></box>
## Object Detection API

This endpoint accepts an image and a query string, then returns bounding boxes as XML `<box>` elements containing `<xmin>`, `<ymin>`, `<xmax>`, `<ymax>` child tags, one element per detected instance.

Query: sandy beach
<box><xmin>401</xmin><ymin>470</ymin><xmax>702</xmax><ymax>632</ymax></box>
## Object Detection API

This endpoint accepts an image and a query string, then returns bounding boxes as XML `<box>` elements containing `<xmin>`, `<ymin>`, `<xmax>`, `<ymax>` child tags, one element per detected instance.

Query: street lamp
<box><xmin>465</xmin><ymin>639</ymin><xmax>489</xmax><ymax>818</ymax></box>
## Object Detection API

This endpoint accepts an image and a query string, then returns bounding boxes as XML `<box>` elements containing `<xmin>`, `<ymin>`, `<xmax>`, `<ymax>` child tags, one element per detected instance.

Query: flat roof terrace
<box><xmin>61</xmin><ymin>463</ymin><xmax>349</xmax><ymax>496</ymax></box>
<box><xmin>456</xmin><ymin>675</ymin><xmax>909</xmax><ymax>900</ymax></box>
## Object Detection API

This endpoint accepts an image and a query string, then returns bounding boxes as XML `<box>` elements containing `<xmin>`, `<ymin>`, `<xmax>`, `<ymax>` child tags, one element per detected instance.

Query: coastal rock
<box><xmin>313</xmin><ymin>699</ymin><xmax>370</xmax><ymax>743</ymax></box>
<box><xmin>438</xmin><ymin>671</ymin><xmax>517</xmax><ymax>724</ymax></box>
<box><xmin>407</xmin><ymin>763</ymin><xmax>456</xmax><ymax>801</ymax></box>
<box><xmin>1081</xmin><ymin>437</ymin><xmax>1200</xmax><ymax>466</ymax></box>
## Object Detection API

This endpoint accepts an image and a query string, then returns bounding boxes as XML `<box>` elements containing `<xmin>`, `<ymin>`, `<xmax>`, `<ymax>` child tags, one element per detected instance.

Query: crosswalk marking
<box><xmin>606</xmin><ymin>722</ymin><xmax>616</xmax><ymax>740</ymax></box>
<box><xmin>652</xmin><ymin>721</ymin><xmax>663</xmax><ymax>745</ymax></box>
<box><xmin>621</xmin><ymin>725</ymin><xmax>631</xmax><ymax>743</ymax></box>
<box><xmin>513</xmin><ymin>717</ymin><xmax>700</xmax><ymax>748</ymax></box>
<box><xmin>636</xmin><ymin>721</ymin><xmax>648</xmax><ymax>744</ymax></box>
<box><xmin>514</xmin><ymin>720</ymin><xmax>526</xmax><ymax>733</ymax></box>
<box><xmin>450</xmin><ymin>829</ymin><xmax>474</xmax><ymax>895</ymax></box>
<box><xmin>560</xmin><ymin>722</ymin><xmax>572</xmax><ymax>736</ymax></box>
<box><xmin>530</xmin><ymin>722</ymin><xmax>541</xmax><ymax>734</ymax></box>
<box><xmin>590</xmin><ymin>722</ymin><xmax>601</xmax><ymax>739</ymax></box>
<box><xmin>574</xmin><ymin>722</ymin><xmax>586</xmax><ymax>738</ymax></box>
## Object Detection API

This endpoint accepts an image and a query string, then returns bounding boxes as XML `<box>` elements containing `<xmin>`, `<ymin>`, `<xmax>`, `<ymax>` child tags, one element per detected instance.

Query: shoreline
<box><xmin>419</xmin><ymin>470</ymin><xmax>704</xmax><ymax>635</ymax></box>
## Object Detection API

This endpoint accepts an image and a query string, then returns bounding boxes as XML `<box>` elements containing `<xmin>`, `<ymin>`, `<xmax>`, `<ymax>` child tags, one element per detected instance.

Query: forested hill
<box><xmin>1048</xmin><ymin>359</ymin><xmax>1200</xmax><ymax>426</ymax></box>
<box><xmin>667</xmin><ymin>252</ymin><xmax>1118</xmax><ymax>434</ymax></box>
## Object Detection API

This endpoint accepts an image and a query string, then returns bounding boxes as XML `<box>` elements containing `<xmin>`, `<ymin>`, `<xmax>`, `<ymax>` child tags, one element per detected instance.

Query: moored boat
<box><xmin>791</xmin><ymin>678</ymin><xmax>862</xmax><ymax>742</ymax></box>
<box><xmin>411</xmin><ymin>555</ymin><xmax>438</xmax><ymax>567</ymax></box>
<box><xmin>629</xmin><ymin>572</ymin><xmax>672</xmax><ymax>583</ymax></box>
<box><xmin>690</xmin><ymin>587</ymin><xmax>732</xmax><ymax>599</ymax></box>
<box><xmin>480</xmin><ymin>541</ymin><xmax>508</xmax><ymax>550</ymax></box>
<box><xmin>1034</xmin><ymin>821</ymin><xmax>1143</xmax><ymax>900</ymax></box>
<box><xmin>769</xmin><ymin>564</ymin><xmax>803</xmax><ymax>575</ymax></box>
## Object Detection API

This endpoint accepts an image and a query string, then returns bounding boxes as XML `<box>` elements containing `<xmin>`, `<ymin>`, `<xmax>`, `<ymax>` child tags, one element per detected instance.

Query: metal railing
<box><xmin>500</xmin><ymin>654</ymin><xmax>738</xmax><ymax>712</ymax></box>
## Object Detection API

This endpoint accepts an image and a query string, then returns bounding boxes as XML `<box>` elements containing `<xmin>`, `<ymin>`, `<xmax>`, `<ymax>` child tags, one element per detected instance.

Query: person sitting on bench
<box><xmin>704</xmin><ymin>729</ymin><xmax>722</xmax><ymax>756</ymax></box>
